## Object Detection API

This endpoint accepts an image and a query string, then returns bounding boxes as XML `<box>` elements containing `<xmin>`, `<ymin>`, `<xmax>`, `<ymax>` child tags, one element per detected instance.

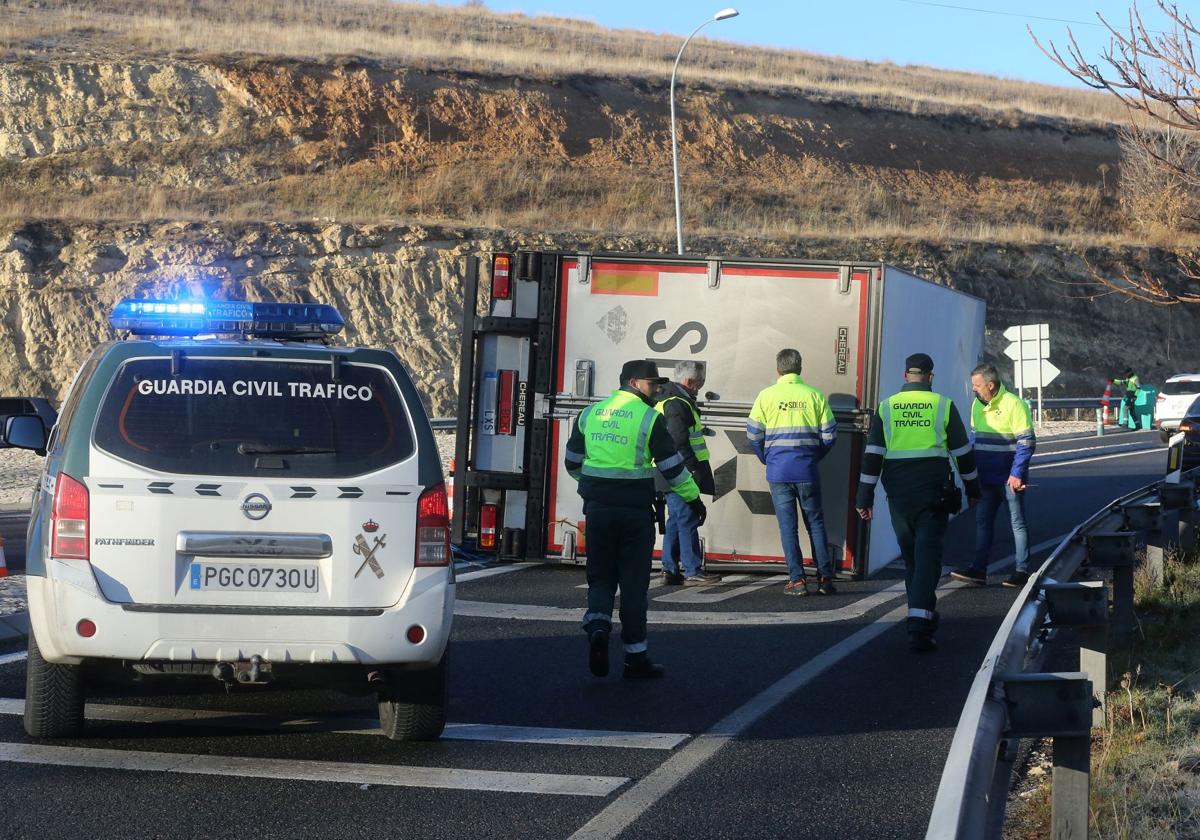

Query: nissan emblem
<box><xmin>240</xmin><ymin>493</ymin><xmax>272</xmax><ymax>521</ymax></box>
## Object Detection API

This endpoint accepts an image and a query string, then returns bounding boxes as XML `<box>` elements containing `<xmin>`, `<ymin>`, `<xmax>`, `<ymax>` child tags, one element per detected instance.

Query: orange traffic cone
<box><xmin>0</xmin><ymin>536</ymin><xmax>7</xmax><ymax>578</ymax></box>
<box><xmin>1102</xmin><ymin>380</ymin><xmax>1114</xmax><ymax>425</ymax></box>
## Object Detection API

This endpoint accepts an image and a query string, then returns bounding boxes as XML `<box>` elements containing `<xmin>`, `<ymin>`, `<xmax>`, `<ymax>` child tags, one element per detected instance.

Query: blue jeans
<box><xmin>971</xmin><ymin>483</ymin><xmax>1029</xmax><ymax>574</ymax></box>
<box><xmin>662</xmin><ymin>491</ymin><xmax>704</xmax><ymax>576</ymax></box>
<box><xmin>769</xmin><ymin>481</ymin><xmax>834</xmax><ymax>580</ymax></box>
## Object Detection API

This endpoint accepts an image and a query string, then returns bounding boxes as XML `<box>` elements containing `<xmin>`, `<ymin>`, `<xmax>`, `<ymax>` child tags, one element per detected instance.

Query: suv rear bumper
<box><xmin>26</xmin><ymin>561</ymin><xmax>454</xmax><ymax>666</ymax></box>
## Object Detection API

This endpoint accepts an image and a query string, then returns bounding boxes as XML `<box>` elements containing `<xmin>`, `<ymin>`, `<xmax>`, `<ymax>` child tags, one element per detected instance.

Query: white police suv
<box><xmin>1</xmin><ymin>299</ymin><xmax>454</xmax><ymax>741</ymax></box>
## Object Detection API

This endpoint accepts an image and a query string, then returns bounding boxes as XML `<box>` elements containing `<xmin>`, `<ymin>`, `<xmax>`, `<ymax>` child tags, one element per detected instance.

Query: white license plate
<box><xmin>189</xmin><ymin>563</ymin><xmax>319</xmax><ymax>592</ymax></box>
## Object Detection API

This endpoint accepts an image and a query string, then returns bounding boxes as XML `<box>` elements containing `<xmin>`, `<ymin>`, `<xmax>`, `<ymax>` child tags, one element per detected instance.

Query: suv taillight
<box><xmin>491</xmin><ymin>254</ymin><xmax>512</xmax><ymax>301</ymax></box>
<box><xmin>415</xmin><ymin>482</ymin><xmax>450</xmax><ymax>567</ymax></box>
<box><xmin>51</xmin><ymin>472</ymin><xmax>89</xmax><ymax>560</ymax></box>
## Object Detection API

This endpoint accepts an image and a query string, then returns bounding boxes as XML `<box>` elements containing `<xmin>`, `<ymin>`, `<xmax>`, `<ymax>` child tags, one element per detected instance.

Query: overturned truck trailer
<box><xmin>452</xmin><ymin>251</ymin><xmax>985</xmax><ymax>578</ymax></box>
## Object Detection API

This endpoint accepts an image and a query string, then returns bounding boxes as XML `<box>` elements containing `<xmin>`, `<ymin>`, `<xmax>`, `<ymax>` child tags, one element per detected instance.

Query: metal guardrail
<box><xmin>926</xmin><ymin>463</ymin><xmax>1197</xmax><ymax>839</ymax></box>
<box><xmin>1040</xmin><ymin>397</ymin><xmax>1109</xmax><ymax>409</ymax></box>
<box><xmin>430</xmin><ymin>417</ymin><xmax>456</xmax><ymax>431</ymax></box>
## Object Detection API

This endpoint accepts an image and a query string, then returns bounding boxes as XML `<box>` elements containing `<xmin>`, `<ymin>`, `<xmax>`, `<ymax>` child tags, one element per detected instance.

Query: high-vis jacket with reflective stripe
<box><xmin>564</xmin><ymin>387</ymin><xmax>700</xmax><ymax>508</ymax></box>
<box><xmin>855</xmin><ymin>382</ymin><xmax>981</xmax><ymax>512</ymax></box>
<box><xmin>654</xmin><ymin>382</ymin><xmax>715</xmax><ymax>495</ymax></box>
<box><xmin>970</xmin><ymin>384</ymin><xmax>1036</xmax><ymax>485</ymax></box>
<box><xmin>746</xmin><ymin>374</ymin><xmax>837</xmax><ymax>483</ymax></box>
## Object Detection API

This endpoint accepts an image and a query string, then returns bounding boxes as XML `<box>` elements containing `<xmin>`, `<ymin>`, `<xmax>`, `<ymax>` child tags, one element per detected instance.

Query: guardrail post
<box><xmin>999</xmin><ymin>673</ymin><xmax>1093</xmax><ymax>840</ymax></box>
<box><xmin>1159</xmin><ymin>481</ymin><xmax>1195</xmax><ymax>555</ymax></box>
<box><xmin>1095</xmin><ymin>408</ymin><xmax>1104</xmax><ymax>437</ymax></box>
<box><xmin>1042</xmin><ymin>582</ymin><xmax>1109</xmax><ymax>728</ymax></box>
<box><xmin>1123</xmin><ymin>500</ymin><xmax>1165</xmax><ymax>588</ymax></box>
<box><xmin>1086</xmin><ymin>531</ymin><xmax>1136</xmax><ymax>641</ymax></box>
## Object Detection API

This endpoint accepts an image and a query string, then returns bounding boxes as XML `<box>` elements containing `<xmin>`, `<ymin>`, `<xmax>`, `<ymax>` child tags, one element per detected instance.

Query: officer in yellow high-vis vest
<box><xmin>655</xmin><ymin>360</ymin><xmax>719</xmax><ymax>586</ymax></box>
<box><xmin>565</xmin><ymin>359</ymin><xmax>705</xmax><ymax>679</ymax></box>
<box><xmin>855</xmin><ymin>353</ymin><xmax>981</xmax><ymax>652</ymax></box>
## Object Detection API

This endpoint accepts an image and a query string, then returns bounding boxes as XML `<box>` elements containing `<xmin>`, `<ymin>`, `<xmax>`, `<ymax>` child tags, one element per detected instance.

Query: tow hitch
<box><xmin>212</xmin><ymin>655</ymin><xmax>273</xmax><ymax>685</ymax></box>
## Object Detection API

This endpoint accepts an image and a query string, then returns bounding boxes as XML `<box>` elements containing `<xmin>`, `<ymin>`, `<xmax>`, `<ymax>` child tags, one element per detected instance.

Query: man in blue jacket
<box><xmin>746</xmin><ymin>349</ymin><xmax>838</xmax><ymax>595</ymax></box>
<box><xmin>950</xmin><ymin>363</ymin><xmax>1036</xmax><ymax>588</ymax></box>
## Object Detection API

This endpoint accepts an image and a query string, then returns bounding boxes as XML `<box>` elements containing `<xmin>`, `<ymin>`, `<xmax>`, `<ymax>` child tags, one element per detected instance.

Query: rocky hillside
<box><xmin>1</xmin><ymin>219</ymin><xmax>1193</xmax><ymax>414</ymax></box>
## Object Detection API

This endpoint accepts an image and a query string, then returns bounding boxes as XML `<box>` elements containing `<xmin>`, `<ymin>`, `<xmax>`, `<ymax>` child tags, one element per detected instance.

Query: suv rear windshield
<box><xmin>94</xmin><ymin>357</ymin><xmax>415</xmax><ymax>477</ymax></box>
<box><xmin>1162</xmin><ymin>379</ymin><xmax>1200</xmax><ymax>396</ymax></box>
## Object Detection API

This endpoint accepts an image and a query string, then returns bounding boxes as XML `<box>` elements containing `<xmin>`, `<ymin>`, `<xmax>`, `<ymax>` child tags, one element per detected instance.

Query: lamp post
<box><xmin>670</xmin><ymin>7</ymin><xmax>739</xmax><ymax>255</ymax></box>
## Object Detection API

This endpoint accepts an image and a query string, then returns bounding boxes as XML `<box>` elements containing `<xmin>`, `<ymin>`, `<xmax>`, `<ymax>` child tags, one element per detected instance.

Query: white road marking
<box><xmin>0</xmin><ymin>741</ymin><xmax>628</xmax><ymax>797</ymax></box>
<box><xmin>0</xmin><ymin>698</ymin><xmax>687</xmax><ymax>750</ymax></box>
<box><xmin>0</xmin><ymin>651</ymin><xmax>27</xmax><ymax>666</ymax></box>
<box><xmin>455</xmin><ymin>563</ymin><xmax>534</xmax><ymax>583</ymax></box>
<box><xmin>569</xmin><ymin>602</ymin><xmax>908</xmax><ymax>838</ymax></box>
<box><xmin>458</xmin><ymin>535</ymin><xmax>1066</xmax><ymax>627</ymax></box>
<box><xmin>1031</xmin><ymin>447</ymin><xmax>1161</xmax><ymax>470</ymax></box>
<box><xmin>653</xmin><ymin>575</ymin><xmax>788</xmax><ymax>604</ymax></box>
<box><xmin>567</xmin><ymin>540</ymin><xmax>1056</xmax><ymax>839</ymax></box>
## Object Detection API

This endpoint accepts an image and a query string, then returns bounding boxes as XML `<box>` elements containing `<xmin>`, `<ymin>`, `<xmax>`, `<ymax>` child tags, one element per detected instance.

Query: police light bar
<box><xmin>109</xmin><ymin>299</ymin><xmax>345</xmax><ymax>339</ymax></box>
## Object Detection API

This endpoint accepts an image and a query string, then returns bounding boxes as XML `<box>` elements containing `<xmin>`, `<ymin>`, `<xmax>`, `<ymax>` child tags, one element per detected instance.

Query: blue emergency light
<box><xmin>109</xmin><ymin>299</ymin><xmax>345</xmax><ymax>339</ymax></box>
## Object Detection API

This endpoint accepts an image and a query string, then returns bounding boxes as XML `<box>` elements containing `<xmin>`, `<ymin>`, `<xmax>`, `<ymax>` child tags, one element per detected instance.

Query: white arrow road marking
<box><xmin>0</xmin><ymin>698</ymin><xmax>687</xmax><ymax>750</ymax></box>
<box><xmin>0</xmin><ymin>742</ymin><xmax>628</xmax><ymax>797</ymax></box>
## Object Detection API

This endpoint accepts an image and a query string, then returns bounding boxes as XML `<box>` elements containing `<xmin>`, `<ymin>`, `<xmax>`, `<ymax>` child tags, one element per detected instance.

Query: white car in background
<box><xmin>1156</xmin><ymin>373</ymin><xmax>1200</xmax><ymax>439</ymax></box>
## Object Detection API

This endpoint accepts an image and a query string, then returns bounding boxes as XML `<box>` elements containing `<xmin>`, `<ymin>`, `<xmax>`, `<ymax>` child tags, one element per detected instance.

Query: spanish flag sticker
<box><xmin>591</xmin><ymin>266</ymin><xmax>660</xmax><ymax>296</ymax></box>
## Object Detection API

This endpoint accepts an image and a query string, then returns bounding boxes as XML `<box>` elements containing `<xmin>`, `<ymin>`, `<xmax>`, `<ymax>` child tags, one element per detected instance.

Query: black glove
<box><xmin>688</xmin><ymin>497</ymin><xmax>707</xmax><ymax>526</ymax></box>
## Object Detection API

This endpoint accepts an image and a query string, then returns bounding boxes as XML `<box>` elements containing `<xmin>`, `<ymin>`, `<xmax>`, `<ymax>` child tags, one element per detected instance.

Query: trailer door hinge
<box><xmin>577</xmin><ymin>254</ymin><xmax>591</xmax><ymax>285</ymax></box>
<box><xmin>533</xmin><ymin>392</ymin><xmax>549</xmax><ymax>420</ymax></box>
<box><xmin>707</xmin><ymin>259</ymin><xmax>722</xmax><ymax>289</ymax></box>
<box><xmin>838</xmin><ymin>266</ymin><xmax>852</xmax><ymax>295</ymax></box>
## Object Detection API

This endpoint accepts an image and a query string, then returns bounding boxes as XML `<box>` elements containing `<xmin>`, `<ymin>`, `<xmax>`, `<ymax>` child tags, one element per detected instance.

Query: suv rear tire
<box><xmin>377</xmin><ymin>654</ymin><xmax>447</xmax><ymax>742</ymax></box>
<box><xmin>24</xmin><ymin>633</ymin><xmax>85</xmax><ymax>738</ymax></box>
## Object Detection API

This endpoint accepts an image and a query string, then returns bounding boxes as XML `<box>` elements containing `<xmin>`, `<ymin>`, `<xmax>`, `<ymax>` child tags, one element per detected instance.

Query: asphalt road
<box><xmin>0</xmin><ymin>433</ymin><xmax>1166</xmax><ymax>840</ymax></box>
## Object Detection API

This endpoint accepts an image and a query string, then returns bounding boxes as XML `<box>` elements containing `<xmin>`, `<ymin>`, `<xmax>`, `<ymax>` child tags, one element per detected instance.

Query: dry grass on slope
<box><xmin>0</xmin><ymin>0</ymin><xmax>1126</xmax><ymax>127</ymax></box>
<box><xmin>2</xmin><ymin>149</ymin><xmax>1154</xmax><ymax>250</ymax></box>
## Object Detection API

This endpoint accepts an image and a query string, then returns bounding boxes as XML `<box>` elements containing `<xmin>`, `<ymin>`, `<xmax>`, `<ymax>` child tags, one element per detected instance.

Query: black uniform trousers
<box><xmin>888</xmin><ymin>499</ymin><xmax>948</xmax><ymax>637</ymax></box>
<box><xmin>581</xmin><ymin>501</ymin><xmax>655</xmax><ymax>653</ymax></box>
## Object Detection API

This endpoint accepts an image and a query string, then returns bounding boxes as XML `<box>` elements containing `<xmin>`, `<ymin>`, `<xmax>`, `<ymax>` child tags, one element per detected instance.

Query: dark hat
<box><xmin>620</xmin><ymin>359</ymin><xmax>669</xmax><ymax>385</ymax></box>
<box><xmin>905</xmin><ymin>353</ymin><xmax>934</xmax><ymax>374</ymax></box>
<box><xmin>1123</xmin><ymin>367</ymin><xmax>1134</xmax><ymax>376</ymax></box>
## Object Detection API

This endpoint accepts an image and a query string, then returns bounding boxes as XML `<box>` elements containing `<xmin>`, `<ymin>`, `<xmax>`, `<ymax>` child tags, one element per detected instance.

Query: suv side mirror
<box><xmin>4</xmin><ymin>414</ymin><xmax>47</xmax><ymax>454</ymax></box>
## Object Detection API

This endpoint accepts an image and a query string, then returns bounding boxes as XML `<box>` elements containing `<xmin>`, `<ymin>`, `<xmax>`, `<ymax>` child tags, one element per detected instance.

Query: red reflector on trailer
<box><xmin>480</xmin><ymin>503</ymin><xmax>498</xmax><ymax>550</ymax></box>
<box><xmin>497</xmin><ymin>370</ymin><xmax>516</xmax><ymax>435</ymax></box>
<box><xmin>492</xmin><ymin>254</ymin><xmax>512</xmax><ymax>300</ymax></box>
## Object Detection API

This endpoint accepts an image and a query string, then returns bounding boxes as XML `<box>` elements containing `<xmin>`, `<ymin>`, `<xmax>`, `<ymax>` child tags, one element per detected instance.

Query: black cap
<box><xmin>905</xmin><ymin>353</ymin><xmax>934</xmax><ymax>374</ymax></box>
<box><xmin>620</xmin><ymin>359</ymin><xmax>669</xmax><ymax>385</ymax></box>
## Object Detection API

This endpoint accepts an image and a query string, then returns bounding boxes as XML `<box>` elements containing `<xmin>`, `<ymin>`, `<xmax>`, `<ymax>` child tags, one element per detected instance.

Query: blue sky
<box><xmin>442</xmin><ymin>0</ymin><xmax>1160</xmax><ymax>88</ymax></box>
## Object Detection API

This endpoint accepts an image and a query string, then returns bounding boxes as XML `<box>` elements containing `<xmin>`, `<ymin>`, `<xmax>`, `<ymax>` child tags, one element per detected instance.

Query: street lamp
<box><xmin>670</xmin><ymin>7</ymin><xmax>739</xmax><ymax>255</ymax></box>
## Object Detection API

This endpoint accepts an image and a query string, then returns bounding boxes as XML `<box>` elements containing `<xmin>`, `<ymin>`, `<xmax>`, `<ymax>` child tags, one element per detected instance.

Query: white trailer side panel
<box><xmin>547</xmin><ymin>258</ymin><xmax>873</xmax><ymax>570</ymax></box>
<box><xmin>870</xmin><ymin>268</ymin><xmax>987</xmax><ymax>575</ymax></box>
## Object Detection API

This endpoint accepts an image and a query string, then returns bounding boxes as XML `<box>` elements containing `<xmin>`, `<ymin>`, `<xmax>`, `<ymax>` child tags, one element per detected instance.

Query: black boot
<box><xmin>622</xmin><ymin>652</ymin><xmax>664</xmax><ymax>679</ymax></box>
<box><xmin>588</xmin><ymin>629</ymin><xmax>610</xmax><ymax>677</ymax></box>
<box><xmin>907</xmin><ymin>615</ymin><xmax>937</xmax><ymax>653</ymax></box>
